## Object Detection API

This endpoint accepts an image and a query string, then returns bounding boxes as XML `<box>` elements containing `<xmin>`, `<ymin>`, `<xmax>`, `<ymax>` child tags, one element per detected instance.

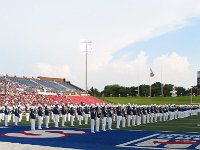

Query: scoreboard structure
<box><xmin>198</xmin><ymin>71</ymin><xmax>200</xmax><ymax>96</ymax></box>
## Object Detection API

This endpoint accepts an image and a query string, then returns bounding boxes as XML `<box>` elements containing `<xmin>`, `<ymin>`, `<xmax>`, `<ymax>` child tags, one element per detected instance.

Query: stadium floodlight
<box><xmin>80</xmin><ymin>39</ymin><xmax>93</xmax><ymax>93</ymax></box>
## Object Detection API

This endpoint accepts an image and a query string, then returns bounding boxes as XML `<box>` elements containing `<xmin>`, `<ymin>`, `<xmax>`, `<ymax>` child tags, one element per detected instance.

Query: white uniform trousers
<box><xmin>26</xmin><ymin>113</ymin><xmax>29</xmax><ymax>121</ymax></box>
<box><xmin>38</xmin><ymin>116</ymin><xmax>43</xmax><ymax>129</ymax></box>
<box><xmin>84</xmin><ymin>114</ymin><xmax>89</xmax><ymax>124</ymax></box>
<box><xmin>150</xmin><ymin>113</ymin><xmax>154</xmax><ymax>123</ymax></box>
<box><xmin>132</xmin><ymin>115</ymin><xmax>136</xmax><ymax>126</ymax></box>
<box><xmin>12</xmin><ymin>114</ymin><xmax>15</xmax><ymax>122</ymax></box>
<box><xmin>122</xmin><ymin>117</ymin><xmax>126</xmax><ymax>127</ymax></box>
<box><xmin>51</xmin><ymin>112</ymin><xmax>54</xmax><ymax>121</ymax></box>
<box><xmin>154</xmin><ymin>113</ymin><xmax>157</xmax><ymax>122</ymax></box>
<box><xmin>127</xmin><ymin>115</ymin><xmax>131</xmax><ymax>127</ymax></box>
<box><xmin>116</xmin><ymin>116</ymin><xmax>122</xmax><ymax>128</ymax></box>
<box><xmin>2</xmin><ymin>113</ymin><xmax>4</xmax><ymax>120</ymax></box>
<box><xmin>107</xmin><ymin>117</ymin><xmax>112</xmax><ymax>130</ymax></box>
<box><xmin>5</xmin><ymin>115</ymin><xmax>8</xmax><ymax>126</ymax></box>
<box><xmin>159</xmin><ymin>113</ymin><xmax>163</xmax><ymax>121</ymax></box>
<box><xmin>8</xmin><ymin>114</ymin><xmax>11</xmax><ymax>122</ymax></box>
<box><xmin>146</xmin><ymin>114</ymin><xmax>150</xmax><ymax>123</ymax></box>
<box><xmin>30</xmin><ymin>119</ymin><xmax>35</xmax><ymax>130</ymax></box>
<box><xmin>78</xmin><ymin>115</ymin><xmax>82</xmax><ymax>125</ymax></box>
<box><xmin>0</xmin><ymin>113</ymin><xmax>2</xmax><ymax>122</ymax></box>
<box><xmin>62</xmin><ymin>115</ymin><xmax>66</xmax><ymax>126</ymax></box>
<box><xmin>91</xmin><ymin>119</ymin><xmax>95</xmax><ymax>133</ymax></box>
<box><xmin>142</xmin><ymin>114</ymin><xmax>146</xmax><ymax>124</ymax></box>
<box><xmin>54</xmin><ymin>114</ymin><xmax>59</xmax><ymax>127</ymax></box>
<box><xmin>102</xmin><ymin>117</ymin><xmax>107</xmax><ymax>131</ymax></box>
<box><xmin>45</xmin><ymin>115</ymin><xmax>49</xmax><ymax>128</ymax></box>
<box><xmin>95</xmin><ymin>118</ymin><xmax>100</xmax><ymax>132</ymax></box>
<box><xmin>136</xmin><ymin>115</ymin><xmax>141</xmax><ymax>125</ymax></box>
<box><xmin>113</xmin><ymin>114</ymin><xmax>116</xmax><ymax>122</ymax></box>
<box><xmin>70</xmin><ymin>115</ymin><xmax>75</xmax><ymax>126</ymax></box>
<box><xmin>68</xmin><ymin>113</ymin><xmax>71</xmax><ymax>122</ymax></box>
<box><xmin>19</xmin><ymin>113</ymin><xmax>22</xmax><ymax>122</ymax></box>
<box><xmin>14</xmin><ymin>116</ymin><xmax>19</xmax><ymax>126</ymax></box>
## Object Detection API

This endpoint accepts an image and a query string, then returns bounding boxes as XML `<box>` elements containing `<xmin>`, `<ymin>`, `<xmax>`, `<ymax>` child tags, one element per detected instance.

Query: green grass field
<box><xmin>1</xmin><ymin>96</ymin><xmax>200</xmax><ymax>133</ymax></box>
<box><xmin>99</xmin><ymin>96</ymin><xmax>200</xmax><ymax>105</ymax></box>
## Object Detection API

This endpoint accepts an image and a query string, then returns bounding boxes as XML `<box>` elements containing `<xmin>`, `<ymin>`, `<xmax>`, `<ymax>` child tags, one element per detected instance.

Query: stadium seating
<box><xmin>0</xmin><ymin>75</ymin><xmax>107</xmax><ymax>105</ymax></box>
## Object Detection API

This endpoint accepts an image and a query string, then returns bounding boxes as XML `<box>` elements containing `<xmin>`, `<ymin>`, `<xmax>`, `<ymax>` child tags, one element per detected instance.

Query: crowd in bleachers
<box><xmin>0</xmin><ymin>78</ymin><xmax>107</xmax><ymax>109</ymax></box>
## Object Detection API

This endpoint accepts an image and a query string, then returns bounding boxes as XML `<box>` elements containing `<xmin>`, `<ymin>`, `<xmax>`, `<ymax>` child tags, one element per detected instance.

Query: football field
<box><xmin>0</xmin><ymin>112</ymin><xmax>200</xmax><ymax>150</ymax></box>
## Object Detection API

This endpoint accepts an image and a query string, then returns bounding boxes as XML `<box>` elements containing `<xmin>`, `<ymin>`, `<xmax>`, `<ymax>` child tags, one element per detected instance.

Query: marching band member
<box><xmin>70</xmin><ymin>107</ymin><xmax>75</xmax><ymax>126</ymax></box>
<box><xmin>107</xmin><ymin>107</ymin><xmax>113</xmax><ymax>130</ymax></box>
<box><xmin>44</xmin><ymin>105</ymin><xmax>50</xmax><ymax>128</ymax></box>
<box><xmin>101</xmin><ymin>107</ymin><xmax>107</xmax><ymax>131</ymax></box>
<box><xmin>84</xmin><ymin>106</ymin><xmax>90</xmax><ymax>125</ymax></box>
<box><xmin>38</xmin><ymin>105</ymin><xmax>43</xmax><ymax>129</ymax></box>
<box><xmin>4</xmin><ymin>105</ymin><xmax>9</xmax><ymax>127</ymax></box>
<box><xmin>61</xmin><ymin>104</ymin><xmax>67</xmax><ymax>127</ymax></box>
<box><xmin>127</xmin><ymin>106</ymin><xmax>132</xmax><ymax>127</ymax></box>
<box><xmin>53</xmin><ymin>103</ymin><xmax>60</xmax><ymax>128</ymax></box>
<box><xmin>77</xmin><ymin>107</ymin><xmax>83</xmax><ymax>125</ymax></box>
<box><xmin>122</xmin><ymin>107</ymin><xmax>127</xmax><ymax>128</ymax></box>
<box><xmin>30</xmin><ymin>106</ymin><xmax>36</xmax><ymax>130</ymax></box>
<box><xmin>116</xmin><ymin>106</ymin><xmax>122</xmax><ymax>129</ymax></box>
<box><xmin>12</xmin><ymin>106</ymin><xmax>15</xmax><ymax>123</ymax></box>
<box><xmin>25</xmin><ymin>104</ymin><xmax>30</xmax><ymax>122</ymax></box>
<box><xmin>95</xmin><ymin>106</ymin><xmax>100</xmax><ymax>132</ymax></box>
<box><xmin>142</xmin><ymin>107</ymin><xmax>147</xmax><ymax>124</ymax></box>
<box><xmin>14</xmin><ymin>107</ymin><xmax>19</xmax><ymax>126</ymax></box>
<box><xmin>132</xmin><ymin>107</ymin><xmax>137</xmax><ymax>126</ymax></box>
<box><xmin>90</xmin><ymin>108</ymin><xmax>95</xmax><ymax>133</ymax></box>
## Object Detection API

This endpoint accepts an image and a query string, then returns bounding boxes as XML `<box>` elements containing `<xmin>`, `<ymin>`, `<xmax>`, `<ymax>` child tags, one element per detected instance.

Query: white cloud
<box><xmin>152</xmin><ymin>52</ymin><xmax>196</xmax><ymax>88</ymax></box>
<box><xmin>88</xmin><ymin>51</ymin><xmax>196</xmax><ymax>90</ymax></box>
<box><xmin>35</xmin><ymin>63</ymin><xmax>71</xmax><ymax>79</ymax></box>
<box><xmin>0</xmin><ymin>0</ymin><xmax>200</xmax><ymax>90</ymax></box>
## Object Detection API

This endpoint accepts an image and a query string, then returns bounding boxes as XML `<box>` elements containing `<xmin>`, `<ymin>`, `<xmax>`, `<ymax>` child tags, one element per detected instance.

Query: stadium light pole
<box><xmin>80</xmin><ymin>39</ymin><xmax>92</xmax><ymax>94</ymax></box>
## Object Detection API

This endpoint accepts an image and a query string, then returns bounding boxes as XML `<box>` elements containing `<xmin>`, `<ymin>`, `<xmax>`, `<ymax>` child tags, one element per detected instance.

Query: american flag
<box><xmin>150</xmin><ymin>68</ymin><xmax>155</xmax><ymax>77</ymax></box>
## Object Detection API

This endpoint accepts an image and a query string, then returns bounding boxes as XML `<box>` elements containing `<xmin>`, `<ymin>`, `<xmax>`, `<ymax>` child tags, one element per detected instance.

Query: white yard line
<box><xmin>0</xmin><ymin>142</ymin><xmax>81</xmax><ymax>150</ymax></box>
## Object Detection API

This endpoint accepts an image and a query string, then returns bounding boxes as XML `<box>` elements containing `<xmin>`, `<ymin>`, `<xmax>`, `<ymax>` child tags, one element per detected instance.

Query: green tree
<box><xmin>88</xmin><ymin>87</ymin><xmax>100</xmax><ymax>97</ymax></box>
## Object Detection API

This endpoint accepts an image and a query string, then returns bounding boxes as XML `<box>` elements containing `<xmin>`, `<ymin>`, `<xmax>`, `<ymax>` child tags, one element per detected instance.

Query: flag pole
<box><xmin>149</xmin><ymin>75</ymin><xmax>151</xmax><ymax>97</ymax></box>
<box><xmin>161</xmin><ymin>64</ymin><xmax>163</xmax><ymax>96</ymax></box>
<box><xmin>149</xmin><ymin>68</ymin><xmax>154</xmax><ymax>97</ymax></box>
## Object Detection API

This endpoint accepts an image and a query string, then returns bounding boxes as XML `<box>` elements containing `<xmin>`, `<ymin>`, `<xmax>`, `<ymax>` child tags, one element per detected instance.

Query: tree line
<box><xmin>88</xmin><ymin>82</ymin><xmax>197</xmax><ymax>97</ymax></box>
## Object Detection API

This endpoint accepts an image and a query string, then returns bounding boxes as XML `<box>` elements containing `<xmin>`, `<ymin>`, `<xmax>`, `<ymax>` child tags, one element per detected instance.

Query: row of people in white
<box><xmin>1</xmin><ymin>104</ymin><xmax>200</xmax><ymax>132</ymax></box>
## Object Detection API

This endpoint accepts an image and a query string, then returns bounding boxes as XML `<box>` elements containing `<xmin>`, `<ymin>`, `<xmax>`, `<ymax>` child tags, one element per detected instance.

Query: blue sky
<box><xmin>0</xmin><ymin>0</ymin><xmax>200</xmax><ymax>90</ymax></box>
<box><xmin>113</xmin><ymin>18</ymin><xmax>200</xmax><ymax>65</ymax></box>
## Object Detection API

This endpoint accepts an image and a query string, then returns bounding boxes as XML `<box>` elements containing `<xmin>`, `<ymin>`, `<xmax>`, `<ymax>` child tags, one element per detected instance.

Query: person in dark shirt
<box><xmin>4</xmin><ymin>106</ymin><xmax>9</xmax><ymax>127</ymax></box>
<box><xmin>70</xmin><ymin>107</ymin><xmax>75</xmax><ymax>126</ymax></box>
<box><xmin>95</xmin><ymin>107</ymin><xmax>101</xmax><ymax>132</ymax></box>
<box><xmin>90</xmin><ymin>108</ymin><xmax>96</xmax><ymax>133</ymax></box>
<box><xmin>61</xmin><ymin>104</ymin><xmax>67</xmax><ymax>127</ymax></box>
<box><xmin>107</xmin><ymin>107</ymin><xmax>113</xmax><ymax>130</ymax></box>
<box><xmin>77</xmin><ymin>107</ymin><xmax>83</xmax><ymax>125</ymax></box>
<box><xmin>101</xmin><ymin>107</ymin><xmax>107</xmax><ymax>131</ymax></box>
<box><xmin>38</xmin><ymin>106</ymin><xmax>43</xmax><ymax>129</ymax></box>
<box><xmin>44</xmin><ymin>105</ymin><xmax>50</xmax><ymax>128</ymax></box>
<box><xmin>53</xmin><ymin>104</ymin><xmax>59</xmax><ymax>127</ymax></box>
<box><xmin>84</xmin><ymin>107</ymin><xmax>90</xmax><ymax>125</ymax></box>
<box><xmin>116</xmin><ymin>107</ymin><xmax>122</xmax><ymax>129</ymax></box>
<box><xmin>14</xmin><ymin>108</ymin><xmax>19</xmax><ymax>126</ymax></box>
<box><xmin>30</xmin><ymin>107</ymin><xmax>36</xmax><ymax>130</ymax></box>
